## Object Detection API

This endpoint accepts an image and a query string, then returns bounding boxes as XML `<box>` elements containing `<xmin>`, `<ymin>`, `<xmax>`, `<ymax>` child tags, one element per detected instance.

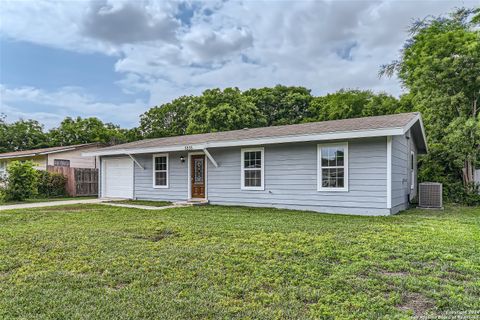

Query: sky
<box><xmin>0</xmin><ymin>0</ymin><xmax>476</xmax><ymax>129</ymax></box>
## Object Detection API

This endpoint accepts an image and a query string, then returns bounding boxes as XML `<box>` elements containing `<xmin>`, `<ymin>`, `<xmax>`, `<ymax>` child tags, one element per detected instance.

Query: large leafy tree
<box><xmin>48</xmin><ymin>117</ymin><xmax>129</xmax><ymax>146</ymax></box>
<box><xmin>0</xmin><ymin>115</ymin><xmax>49</xmax><ymax>152</ymax></box>
<box><xmin>381</xmin><ymin>7</ymin><xmax>480</xmax><ymax>198</ymax></box>
<box><xmin>243</xmin><ymin>85</ymin><xmax>313</xmax><ymax>126</ymax></box>
<box><xmin>139</xmin><ymin>96</ymin><xmax>195</xmax><ymax>138</ymax></box>
<box><xmin>306</xmin><ymin>89</ymin><xmax>408</xmax><ymax>121</ymax></box>
<box><xmin>186</xmin><ymin>88</ymin><xmax>267</xmax><ymax>134</ymax></box>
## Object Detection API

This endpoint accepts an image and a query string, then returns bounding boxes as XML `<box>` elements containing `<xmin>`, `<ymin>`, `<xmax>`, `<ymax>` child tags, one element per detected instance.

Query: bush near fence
<box><xmin>47</xmin><ymin>166</ymin><xmax>98</xmax><ymax>197</ymax></box>
<box><xmin>37</xmin><ymin>170</ymin><xmax>67</xmax><ymax>198</ymax></box>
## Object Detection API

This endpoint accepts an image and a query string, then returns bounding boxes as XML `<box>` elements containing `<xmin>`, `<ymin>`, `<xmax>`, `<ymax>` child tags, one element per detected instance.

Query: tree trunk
<box><xmin>462</xmin><ymin>159</ymin><xmax>475</xmax><ymax>188</ymax></box>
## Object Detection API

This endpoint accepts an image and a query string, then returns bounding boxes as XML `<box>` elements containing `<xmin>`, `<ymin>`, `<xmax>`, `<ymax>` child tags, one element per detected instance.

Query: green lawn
<box><xmin>0</xmin><ymin>196</ymin><xmax>96</xmax><ymax>205</ymax></box>
<box><xmin>0</xmin><ymin>205</ymin><xmax>479</xmax><ymax>319</ymax></box>
<box><xmin>107</xmin><ymin>199</ymin><xmax>172</xmax><ymax>207</ymax></box>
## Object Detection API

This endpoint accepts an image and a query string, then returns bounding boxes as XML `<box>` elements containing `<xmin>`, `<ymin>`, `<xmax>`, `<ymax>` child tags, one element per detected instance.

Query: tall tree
<box><xmin>0</xmin><ymin>116</ymin><xmax>49</xmax><ymax>152</ymax></box>
<box><xmin>306</xmin><ymin>89</ymin><xmax>406</xmax><ymax>122</ymax></box>
<box><xmin>381</xmin><ymin>7</ymin><xmax>480</xmax><ymax>196</ymax></box>
<box><xmin>243</xmin><ymin>85</ymin><xmax>312</xmax><ymax>126</ymax></box>
<box><xmin>186</xmin><ymin>88</ymin><xmax>267</xmax><ymax>134</ymax></box>
<box><xmin>139</xmin><ymin>96</ymin><xmax>194</xmax><ymax>138</ymax></box>
<box><xmin>48</xmin><ymin>117</ymin><xmax>129</xmax><ymax>146</ymax></box>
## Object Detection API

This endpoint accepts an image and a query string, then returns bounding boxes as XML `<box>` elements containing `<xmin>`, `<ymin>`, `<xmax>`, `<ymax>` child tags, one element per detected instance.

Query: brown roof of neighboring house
<box><xmin>87</xmin><ymin>112</ymin><xmax>427</xmax><ymax>156</ymax></box>
<box><xmin>0</xmin><ymin>143</ymin><xmax>101</xmax><ymax>159</ymax></box>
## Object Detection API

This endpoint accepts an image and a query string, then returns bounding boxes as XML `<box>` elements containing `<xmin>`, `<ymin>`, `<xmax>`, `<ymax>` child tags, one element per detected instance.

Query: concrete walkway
<box><xmin>0</xmin><ymin>198</ymin><xmax>106</xmax><ymax>211</ymax></box>
<box><xmin>100</xmin><ymin>202</ymin><xmax>184</xmax><ymax>210</ymax></box>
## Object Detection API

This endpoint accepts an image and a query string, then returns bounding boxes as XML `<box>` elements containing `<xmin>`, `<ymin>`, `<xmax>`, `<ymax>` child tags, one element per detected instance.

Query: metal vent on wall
<box><xmin>418</xmin><ymin>182</ymin><xmax>443</xmax><ymax>208</ymax></box>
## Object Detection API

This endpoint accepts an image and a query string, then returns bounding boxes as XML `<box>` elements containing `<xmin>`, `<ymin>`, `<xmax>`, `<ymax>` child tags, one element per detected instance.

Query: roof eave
<box><xmin>83</xmin><ymin>126</ymin><xmax>407</xmax><ymax>157</ymax></box>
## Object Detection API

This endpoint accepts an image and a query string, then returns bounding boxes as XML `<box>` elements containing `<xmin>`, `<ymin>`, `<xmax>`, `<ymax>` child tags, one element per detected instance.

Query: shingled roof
<box><xmin>0</xmin><ymin>143</ymin><xmax>101</xmax><ymax>159</ymax></box>
<box><xmin>85</xmin><ymin>112</ymin><xmax>427</xmax><ymax>156</ymax></box>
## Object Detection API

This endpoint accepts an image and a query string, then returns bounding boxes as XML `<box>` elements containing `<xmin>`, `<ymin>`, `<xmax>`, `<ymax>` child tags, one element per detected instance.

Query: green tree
<box><xmin>306</xmin><ymin>89</ymin><xmax>405</xmax><ymax>121</ymax></box>
<box><xmin>0</xmin><ymin>116</ymin><xmax>49</xmax><ymax>152</ymax></box>
<box><xmin>4</xmin><ymin>161</ymin><xmax>39</xmax><ymax>201</ymax></box>
<box><xmin>48</xmin><ymin>117</ymin><xmax>129</xmax><ymax>146</ymax></box>
<box><xmin>186</xmin><ymin>88</ymin><xmax>267</xmax><ymax>134</ymax></box>
<box><xmin>381</xmin><ymin>7</ymin><xmax>480</xmax><ymax>199</ymax></box>
<box><xmin>139</xmin><ymin>96</ymin><xmax>194</xmax><ymax>138</ymax></box>
<box><xmin>243</xmin><ymin>85</ymin><xmax>312</xmax><ymax>125</ymax></box>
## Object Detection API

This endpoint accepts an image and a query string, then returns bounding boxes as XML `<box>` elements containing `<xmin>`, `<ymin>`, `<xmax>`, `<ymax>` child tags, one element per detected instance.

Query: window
<box><xmin>318</xmin><ymin>143</ymin><xmax>348</xmax><ymax>191</ymax></box>
<box><xmin>153</xmin><ymin>154</ymin><xmax>168</xmax><ymax>188</ymax></box>
<box><xmin>54</xmin><ymin>159</ymin><xmax>70</xmax><ymax>167</ymax></box>
<box><xmin>241</xmin><ymin>147</ymin><xmax>264</xmax><ymax>190</ymax></box>
<box><xmin>0</xmin><ymin>161</ymin><xmax>6</xmax><ymax>177</ymax></box>
<box><xmin>410</xmin><ymin>151</ymin><xmax>415</xmax><ymax>190</ymax></box>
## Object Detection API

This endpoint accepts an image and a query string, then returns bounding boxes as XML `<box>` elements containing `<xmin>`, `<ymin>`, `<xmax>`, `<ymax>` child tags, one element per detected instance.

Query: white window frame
<box><xmin>0</xmin><ymin>161</ymin><xmax>6</xmax><ymax>177</ymax></box>
<box><xmin>410</xmin><ymin>150</ymin><xmax>415</xmax><ymax>190</ymax></box>
<box><xmin>317</xmin><ymin>142</ymin><xmax>349</xmax><ymax>192</ymax></box>
<box><xmin>152</xmin><ymin>153</ymin><xmax>169</xmax><ymax>189</ymax></box>
<box><xmin>241</xmin><ymin>147</ymin><xmax>265</xmax><ymax>191</ymax></box>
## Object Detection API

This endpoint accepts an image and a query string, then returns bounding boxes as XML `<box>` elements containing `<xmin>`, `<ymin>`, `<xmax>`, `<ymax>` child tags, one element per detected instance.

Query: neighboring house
<box><xmin>84</xmin><ymin>113</ymin><xmax>427</xmax><ymax>216</ymax></box>
<box><xmin>0</xmin><ymin>143</ymin><xmax>102</xmax><ymax>176</ymax></box>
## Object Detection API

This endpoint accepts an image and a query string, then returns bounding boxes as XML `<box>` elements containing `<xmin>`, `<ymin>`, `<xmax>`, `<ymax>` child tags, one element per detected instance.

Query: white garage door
<box><xmin>103</xmin><ymin>158</ymin><xmax>133</xmax><ymax>198</ymax></box>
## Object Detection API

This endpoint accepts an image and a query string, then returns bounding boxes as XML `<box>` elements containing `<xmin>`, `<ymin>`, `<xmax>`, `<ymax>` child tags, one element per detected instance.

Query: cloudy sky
<box><xmin>0</xmin><ymin>0</ymin><xmax>475</xmax><ymax>128</ymax></box>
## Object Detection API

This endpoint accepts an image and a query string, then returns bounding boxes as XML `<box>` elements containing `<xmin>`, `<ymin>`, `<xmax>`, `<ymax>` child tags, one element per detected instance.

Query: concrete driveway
<box><xmin>0</xmin><ymin>198</ymin><xmax>106</xmax><ymax>211</ymax></box>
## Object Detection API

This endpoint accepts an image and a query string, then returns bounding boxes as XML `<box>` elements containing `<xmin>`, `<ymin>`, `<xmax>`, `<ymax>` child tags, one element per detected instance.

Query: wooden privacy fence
<box><xmin>47</xmin><ymin>166</ymin><xmax>98</xmax><ymax>197</ymax></box>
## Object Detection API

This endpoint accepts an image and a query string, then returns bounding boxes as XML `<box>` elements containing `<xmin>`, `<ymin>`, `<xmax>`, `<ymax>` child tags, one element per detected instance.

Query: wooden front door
<box><xmin>191</xmin><ymin>155</ymin><xmax>205</xmax><ymax>198</ymax></box>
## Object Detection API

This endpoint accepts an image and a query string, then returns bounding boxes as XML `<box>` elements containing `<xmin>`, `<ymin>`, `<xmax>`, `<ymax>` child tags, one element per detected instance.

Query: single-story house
<box><xmin>84</xmin><ymin>113</ymin><xmax>427</xmax><ymax>216</ymax></box>
<box><xmin>0</xmin><ymin>143</ymin><xmax>102</xmax><ymax>176</ymax></box>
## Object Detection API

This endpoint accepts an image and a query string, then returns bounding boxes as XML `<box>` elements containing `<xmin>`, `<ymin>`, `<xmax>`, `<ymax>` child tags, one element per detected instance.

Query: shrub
<box><xmin>0</xmin><ymin>174</ymin><xmax>6</xmax><ymax>203</ymax></box>
<box><xmin>37</xmin><ymin>170</ymin><xmax>67</xmax><ymax>197</ymax></box>
<box><xmin>5</xmin><ymin>161</ymin><xmax>39</xmax><ymax>201</ymax></box>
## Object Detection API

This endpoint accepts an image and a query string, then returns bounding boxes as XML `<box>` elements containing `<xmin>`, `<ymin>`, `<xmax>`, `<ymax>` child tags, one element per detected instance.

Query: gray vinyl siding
<box><xmin>133</xmin><ymin>152</ymin><xmax>188</xmax><ymax>201</ymax></box>
<box><xmin>206</xmin><ymin>138</ymin><xmax>388</xmax><ymax>215</ymax></box>
<box><xmin>391</xmin><ymin>130</ymin><xmax>417</xmax><ymax>213</ymax></box>
<box><xmin>127</xmin><ymin>137</ymin><xmax>411</xmax><ymax>215</ymax></box>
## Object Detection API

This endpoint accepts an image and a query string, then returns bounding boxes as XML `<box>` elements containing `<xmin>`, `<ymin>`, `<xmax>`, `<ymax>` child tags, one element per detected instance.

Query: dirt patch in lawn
<box><xmin>397</xmin><ymin>292</ymin><xmax>434</xmax><ymax>317</ymax></box>
<box><xmin>133</xmin><ymin>228</ymin><xmax>178</xmax><ymax>242</ymax></box>
<box><xmin>379</xmin><ymin>270</ymin><xmax>409</xmax><ymax>277</ymax></box>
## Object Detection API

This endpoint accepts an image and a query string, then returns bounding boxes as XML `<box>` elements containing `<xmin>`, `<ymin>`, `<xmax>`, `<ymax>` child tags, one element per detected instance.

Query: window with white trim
<box><xmin>153</xmin><ymin>154</ymin><xmax>168</xmax><ymax>188</ymax></box>
<box><xmin>410</xmin><ymin>150</ymin><xmax>415</xmax><ymax>190</ymax></box>
<box><xmin>318</xmin><ymin>143</ymin><xmax>348</xmax><ymax>191</ymax></box>
<box><xmin>0</xmin><ymin>161</ymin><xmax>6</xmax><ymax>177</ymax></box>
<box><xmin>241</xmin><ymin>148</ymin><xmax>264</xmax><ymax>190</ymax></box>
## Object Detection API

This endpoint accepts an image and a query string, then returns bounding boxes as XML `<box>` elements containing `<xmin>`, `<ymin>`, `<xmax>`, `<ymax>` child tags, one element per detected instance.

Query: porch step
<box><xmin>174</xmin><ymin>199</ymin><xmax>209</xmax><ymax>206</ymax></box>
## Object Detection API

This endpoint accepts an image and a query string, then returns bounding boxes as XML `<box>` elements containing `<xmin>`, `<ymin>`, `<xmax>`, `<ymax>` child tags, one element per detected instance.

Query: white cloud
<box><xmin>0</xmin><ymin>85</ymin><xmax>146</xmax><ymax>128</ymax></box>
<box><xmin>0</xmin><ymin>0</ymin><xmax>477</xmax><ymax>127</ymax></box>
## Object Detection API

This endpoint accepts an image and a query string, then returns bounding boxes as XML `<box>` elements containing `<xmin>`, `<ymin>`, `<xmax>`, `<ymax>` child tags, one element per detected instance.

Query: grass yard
<box><xmin>0</xmin><ymin>196</ymin><xmax>96</xmax><ymax>205</ymax></box>
<box><xmin>0</xmin><ymin>205</ymin><xmax>479</xmax><ymax>319</ymax></box>
<box><xmin>106</xmin><ymin>199</ymin><xmax>173</xmax><ymax>207</ymax></box>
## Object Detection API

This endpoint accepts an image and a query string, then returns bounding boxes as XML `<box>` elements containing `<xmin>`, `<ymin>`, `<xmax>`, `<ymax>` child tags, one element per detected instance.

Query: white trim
<box><xmin>83</xmin><ymin>127</ymin><xmax>407</xmax><ymax>157</ymax></box>
<box><xmin>152</xmin><ymin>153</ymin><xmax>169</xmax><ymax>189</ymax></box>
<box><xmin>203</xmin><ymin>148</ymin><xmax>218</xmax><ymax>167</ymax></box>
<box><xmin>240</xmin><ymin>147</ymin><xmax>265</xmax><ymax>191</ymax></box>
<box><xmin>317</xmin><ymin>142</ymin><xmax>349</xmax><ymax>192</ymax></box>
<box><xmin>100</xmin><ymin>157</ymin><xmax>105</xmax><ymax>198</ymax></box>
<box><xmin>402</xmin><ymin>113</ymin><xmax>428</xmax><ymax>153</ymax></box>
<box><xmin>0</xmin><ymin>153</ymin><xmax>38</xmax><ymax>159</ymax></box>
<box><xmin>187</xmin><ymin>152</ymin><xmax>208</xmax><ymax>200</ymax></box>
<box><xmin>386</xmin><ymin>136</ymin><xmax>392</xmax><ymax>209</ymax></box>
<box><xmin>410</xmin><ymin>150</ymin><xmax>415</xmax><ymax>190</ymax></box>
<box><xmin>127</xmin><ymin>154</ymin><xmax>144</xmax><ymax>170</ymax></box>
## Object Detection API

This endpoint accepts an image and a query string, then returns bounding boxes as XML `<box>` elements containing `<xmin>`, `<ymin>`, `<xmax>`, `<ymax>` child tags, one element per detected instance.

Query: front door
<box><xmin>191</xmin><ymin>155</ymin><xmax>205</xmax><ymax>198</ymax></box>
